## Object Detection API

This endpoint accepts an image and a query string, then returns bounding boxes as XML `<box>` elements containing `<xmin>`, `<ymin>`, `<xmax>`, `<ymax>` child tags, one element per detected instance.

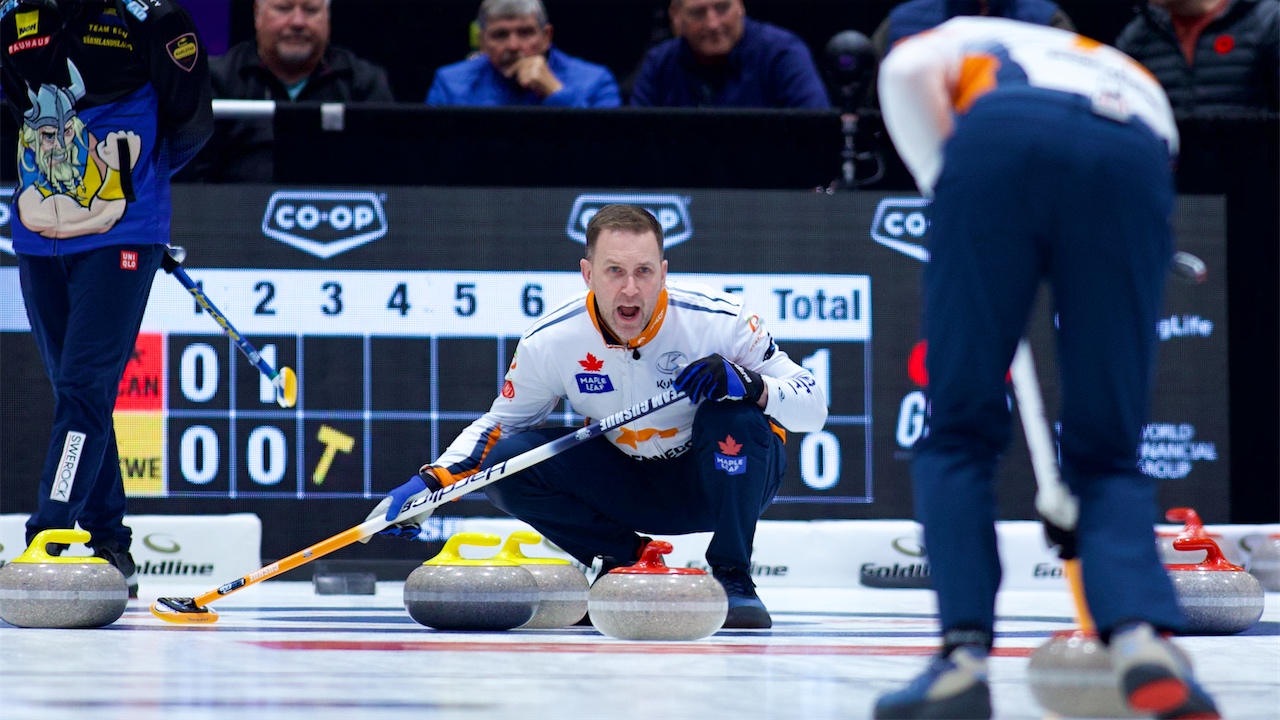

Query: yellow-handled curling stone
<box><xmin>495</xmin><ymin>531</ymin><xmax>589</xmax><ymax>629</ymax></box>
<box><xmin>0</xmin><ymin>529</ymin><xmax>128</xmax><ymax>629</ymax></box>
<box><xmin>403</xmin><ymin>533</ymin><xmax>539</xmax><ymax>631</ymax></box>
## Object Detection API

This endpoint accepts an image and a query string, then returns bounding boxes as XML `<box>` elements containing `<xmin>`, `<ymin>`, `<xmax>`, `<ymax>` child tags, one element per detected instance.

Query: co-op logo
<box><xmin>567</xmin><ymin>194</ymin><xmax>692</xmax><ymax>249</ymax></box>
<box><xmin>871</xmin><ymin>197</ymin><xmax>931</xmax><ymax>262</ymax></box>
<box><xmin>262</xmin><ymin>191</ymin><xmax>388</xmax><ymax>259</ymax></box>
<box><xmin>0</xmin><ymin>187</ymin><xmax>14</xmax><ymax>256</ymax></box>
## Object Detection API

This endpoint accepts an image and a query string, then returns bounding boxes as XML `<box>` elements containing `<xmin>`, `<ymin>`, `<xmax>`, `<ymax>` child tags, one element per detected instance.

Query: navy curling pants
<box><xmin>19</xmin><ymin>244</ymin><xmax>165</xmax><ymax>551</ymax></box>
<box><xmin>483</xmin><ymin>401</ymin><xmax>786</xmax><ymax>571</ymax></box>
<box><xmin>912</xmin><ymin>90</ymin><xmax>1183</xmax><ymax>638</ymax></box>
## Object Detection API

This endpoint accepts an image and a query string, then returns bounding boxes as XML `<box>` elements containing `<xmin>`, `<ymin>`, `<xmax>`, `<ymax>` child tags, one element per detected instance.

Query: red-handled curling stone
<box><xmin>1247</xmin><ymin>533</ymin><xmax>1280</xmax><ymax>592</ymax></box>
<box><xmin>1029</xmin><ymin>630</ymin><xmax>1136</xmax><ymax>718</ymax></box>
<box><xmin>1166</xmin><ymin>536</ymin><xmax>1264</xmax><ymax>635</ymax></box>
<box><xmin>1157</xmin><ymin>507</ymin><xmax>1243</xmax><ymax>566</ymax></box>
<box><xmin>587</xmin><ymin>541</ymin><xmax>727</xmax><ymax>641</ymax></box>
<box><xmin>1028</xmin><ymin>629</ymin><xmax>1196</xmax><ymax>718</ymax></box>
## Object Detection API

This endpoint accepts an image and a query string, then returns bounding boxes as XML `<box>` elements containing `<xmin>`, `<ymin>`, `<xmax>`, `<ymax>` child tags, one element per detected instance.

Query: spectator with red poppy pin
<box><xmin>1116</xmin><ymin>0</ymin><xmax>1278</xmax><ymax>113</ymax></box>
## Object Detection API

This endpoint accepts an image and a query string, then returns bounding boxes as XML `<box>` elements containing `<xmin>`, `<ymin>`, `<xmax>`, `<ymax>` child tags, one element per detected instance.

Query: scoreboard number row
<box><xmin>143</xmin><ymin>271</ymin><xmax>871</xmax><ymax>340</ymax></box>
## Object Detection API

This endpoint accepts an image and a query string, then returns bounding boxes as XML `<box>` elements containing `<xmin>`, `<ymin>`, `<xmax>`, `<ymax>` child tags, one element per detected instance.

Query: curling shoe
<box><xmin>93</xmin><ymin>543</ymin><xmax>139</xmax><ymax>599</ymax></box>
<box><xmin>712</xmin><ymin>566</ymin><xmax>772</xmax><ymax>629</ymax></box>
<box><xmin>1109</xmin><ymin>622</ymin><xmax>1220</xmax><ymax>719</ymax></box>
<box><xmin>873</xmin><ymin>644</ymin><xmax>991</xmax><ymax>719</ymax></box>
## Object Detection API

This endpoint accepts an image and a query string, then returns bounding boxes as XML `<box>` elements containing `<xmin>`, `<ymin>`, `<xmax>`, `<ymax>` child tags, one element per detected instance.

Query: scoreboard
<box><xmin>0</xmin><ymin>186</ymin><xmax>1231</xmax><ymax>558</ymax></box>
<box><xmin>110</xmin><ymin>270</ymin><xmax>871</xmax><ymax>505</ymax></box>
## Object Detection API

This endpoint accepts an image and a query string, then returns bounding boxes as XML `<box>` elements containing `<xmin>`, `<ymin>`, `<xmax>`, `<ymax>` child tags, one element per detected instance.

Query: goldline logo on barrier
<box><xmin>870</xmin><ymin>197</ymin><xmax>931</xmax><ymax>262</ymax></box>
<box><xmin>262</xmin><ymin>190</ymin><xmax>388</xmax><ymax>259</ymax></box>
<box><xmin>566</xmin><ymin>194</ymin><xmax>692</xmax><ymax>248</ymax></box>
<box><xmin>891</xmin><ymin>536</ymin><xmax>926</xmax><ymax>558</ymax></box>
<box><xmin>143</xmin><ymin>534</ymin><xmax>181</xmax><ymax>554</ymax></box>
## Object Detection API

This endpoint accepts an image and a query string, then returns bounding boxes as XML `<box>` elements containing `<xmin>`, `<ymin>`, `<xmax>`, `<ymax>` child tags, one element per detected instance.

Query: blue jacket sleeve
<box><xmin>587</xmin><ymin>68</ymin><xmax>622</xmax><ymax>108</ymax></box>
<box><xmin>425</xmin><ymin>71</ymin><xmax>450</xmax><ymax>106</ymax></box>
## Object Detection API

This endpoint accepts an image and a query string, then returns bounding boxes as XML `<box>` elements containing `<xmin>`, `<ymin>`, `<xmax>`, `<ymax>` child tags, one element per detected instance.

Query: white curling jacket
<box><xmin>424</xmin><ymin>280</ymin><xmax>827</xmax><ymax>485</ymax></box>
<box><xmin>877</xmin><ymin>16</ymin><xmax>1179</xmax><ymax>197</ymax></box>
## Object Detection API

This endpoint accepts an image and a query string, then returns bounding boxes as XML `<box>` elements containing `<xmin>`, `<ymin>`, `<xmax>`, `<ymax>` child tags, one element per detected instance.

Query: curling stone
<box><xmin>495</xmin><ymin>531</ymin><xmax>588</xmax><ymax>629</ymax></box>
<box><xmin>1246</xmin><ymin>533</ymin><xmax>1280</xmax><ymax>592</ymax></box>
<box><xmin>587</xmin><ymin>541</ymin><xmax>727</xmax><ymax>641</ymax></box>
<box><xmin>403</xmin><ymin>533</ymin><xmax>539</xmax><ymax>631</ymax></box>
<box><xmin>0</xmin><ymin>529</ymin><xmax>128</xmax><ymax>629</ymax></box>
<box><xmin>1028</xmin><ymin>629</ymin><xmax>1194</xmax><ymax>718</ymax></box>
<box><xmin>1157</xmin><ymin>507</ymin><xmax>1244</xmax><ymax>566</ymax></box>
<box><xmin>1166</xmin><ymin>536</ymin><xmax>1264</xmax><ymax>635</ymax></box>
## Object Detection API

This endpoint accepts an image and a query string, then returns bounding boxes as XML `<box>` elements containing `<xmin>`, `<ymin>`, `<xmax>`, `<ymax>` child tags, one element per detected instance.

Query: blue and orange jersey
<box><xmin>878</xmin><ymin>17</ymin><xmax>1178</xmax><ymax>196</ymax></box>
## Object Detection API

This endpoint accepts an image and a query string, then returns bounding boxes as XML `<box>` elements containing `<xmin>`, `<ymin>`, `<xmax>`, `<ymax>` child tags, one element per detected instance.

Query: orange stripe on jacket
<box><xmin>427</xmin><ymin>425</ymin><xmax>503</xmax><ymax>488</ymax></box>
<box><xmin>953</xmin><ymin>53</ymin><xmax>1000</xmax><ymax>113</ymax></box>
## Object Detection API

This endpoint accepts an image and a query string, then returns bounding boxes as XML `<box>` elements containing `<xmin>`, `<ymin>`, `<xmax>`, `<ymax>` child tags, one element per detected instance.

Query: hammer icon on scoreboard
<box><xmin>313</xmin><ymin>425</ymin><xmax>355</xmax><ymax>485</ymax></box>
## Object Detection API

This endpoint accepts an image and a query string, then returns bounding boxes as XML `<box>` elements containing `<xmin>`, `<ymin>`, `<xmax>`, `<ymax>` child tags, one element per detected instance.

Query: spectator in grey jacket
<box><xmin>1116</xmin><ymin>0</ymin><xmax>1279</xmax><ymax>113</ymax></box>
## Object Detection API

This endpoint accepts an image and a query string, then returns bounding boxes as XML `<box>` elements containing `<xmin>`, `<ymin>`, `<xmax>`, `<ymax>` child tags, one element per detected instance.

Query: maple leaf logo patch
<box><xmin>714</xmin><ymin>435</ymin><xmax>747</xmax><ymax>475</ymax></box>
<box><xmin>574</xmin><ymin>352</ymin><xmax>614</xmax><ymax>394</ymax></box>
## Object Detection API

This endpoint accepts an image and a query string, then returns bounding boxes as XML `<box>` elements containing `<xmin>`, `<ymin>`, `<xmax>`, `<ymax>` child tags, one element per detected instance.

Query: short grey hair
<box><xmin>478</xmin><ymin>0</ymin><xmax>548</xmax><ymax>29</ymax></box>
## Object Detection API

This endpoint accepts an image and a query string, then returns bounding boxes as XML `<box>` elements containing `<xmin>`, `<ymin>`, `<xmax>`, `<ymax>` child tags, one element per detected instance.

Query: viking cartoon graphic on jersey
<box><xmin>16</xmin><ymin>60</ymin><xmax>142</xmax><ymax>239</ymax></box>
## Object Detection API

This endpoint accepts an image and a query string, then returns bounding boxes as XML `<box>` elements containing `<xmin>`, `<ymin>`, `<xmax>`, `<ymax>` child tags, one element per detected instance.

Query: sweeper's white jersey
<box><xmin>878</xmin><ymin>16</ymin><xmax>1179</xmax><ymax>196</ymax></box>
<box><xmin>425</xmin><ymin>280</ymin><xmax>827</xmax><ymax>484</ymax></box>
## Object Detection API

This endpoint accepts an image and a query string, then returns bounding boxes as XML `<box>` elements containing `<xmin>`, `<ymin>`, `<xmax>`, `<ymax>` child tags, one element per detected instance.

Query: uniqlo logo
<box><xmin>120</xmin><ymin>251</ymin><xmax>138</xmax><ymax>270</ymax></box>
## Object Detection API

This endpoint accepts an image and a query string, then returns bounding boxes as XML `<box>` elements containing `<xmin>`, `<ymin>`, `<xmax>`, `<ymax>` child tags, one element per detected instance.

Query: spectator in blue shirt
<box><xmin>630</xmin><ymin>0</ymin><xmax>830</xmax><ymax>108</ymax></box>
<box><xmin>427</xmin><ymin>0</ymin><xmax>621</xmax><ymax>108</ymax></box>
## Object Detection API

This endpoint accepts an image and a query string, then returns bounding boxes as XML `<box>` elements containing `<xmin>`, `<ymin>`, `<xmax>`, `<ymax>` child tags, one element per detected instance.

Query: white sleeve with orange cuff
<box><xmin>877</xmin><ymin>35</ymin><xmax>959</xmax><ymax>198</ymax></box>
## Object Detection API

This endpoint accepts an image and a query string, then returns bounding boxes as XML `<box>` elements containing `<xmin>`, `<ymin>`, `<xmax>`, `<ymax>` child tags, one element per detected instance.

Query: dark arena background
<box><xmin>1</xmin><ymin>0</ymin><xmax>1275</xmax><ymax>567</ymax></box>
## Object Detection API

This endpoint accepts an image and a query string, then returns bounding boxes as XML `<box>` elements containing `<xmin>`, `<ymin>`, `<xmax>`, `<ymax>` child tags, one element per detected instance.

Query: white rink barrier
<box><xmin>450</xmin><ymin>517</ymin><xmax>1280</xmax><ymax>591</ymax></box>
<box><xmin>3</xmin><ymin>515</ymin><xmax>1274</xmax><ymax>590</ymax></box>
<box><xmin>0</xmin><ymin>514</ymin><xmax>262</xmax><ymax>584</ymax></box>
